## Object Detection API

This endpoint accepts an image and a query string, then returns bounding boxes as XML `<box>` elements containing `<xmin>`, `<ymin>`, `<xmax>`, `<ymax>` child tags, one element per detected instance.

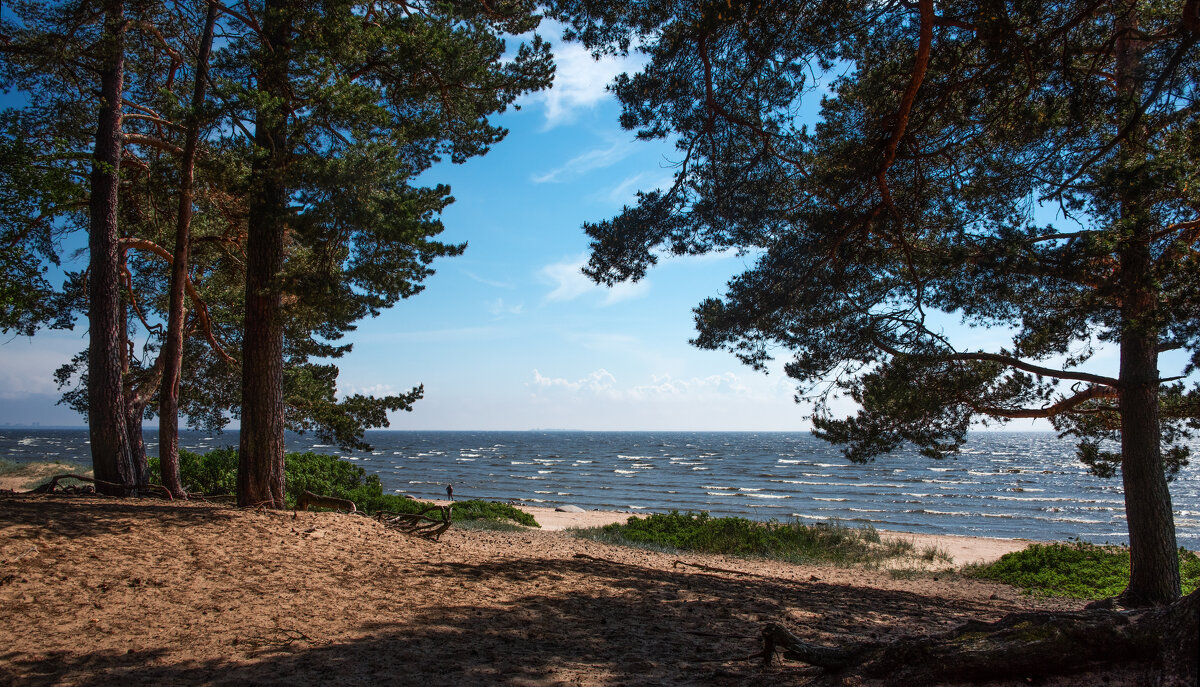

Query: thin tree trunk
<box><xmin>1115</xmin><ymin>6</ymin><xmax>1180</xmax><ymax>606</ymax></box>
<box><xmin>125</xmin><ymin>402</ymin><xmax>149</xmax><ymax>486</ymax></box>
<box><xmin>238</xmin><ymin>0</ymin><xmax>290</xmax><ymax>509</ymax></box>
<box><xmin>88</xmin><ymin>0</ymin><xmax>135</xmax><ymax>496</ymax></box>
<box><xmin>160</xmin><ymin>0</ymin><xmax>219</xmax><ymax>499</ymax></box>
<box><xmin>117</xmin><ymin>265</ymin><xmax>149</xmax><ymax>489</ymax></box>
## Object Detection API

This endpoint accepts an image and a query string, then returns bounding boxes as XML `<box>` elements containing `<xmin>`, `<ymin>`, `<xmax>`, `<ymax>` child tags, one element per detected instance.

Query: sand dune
<box><xmin>0</xmin><ymin>494</ymin><xmax>1108</xmax><ymax>686</ymax></box>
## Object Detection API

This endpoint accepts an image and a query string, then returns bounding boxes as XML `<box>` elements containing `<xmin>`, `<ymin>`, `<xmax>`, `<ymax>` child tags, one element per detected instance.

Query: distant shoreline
<box><xmin>0</xmin><ymin>426</ymin><xmax>1061</xmax><ymax>434</ymax></box>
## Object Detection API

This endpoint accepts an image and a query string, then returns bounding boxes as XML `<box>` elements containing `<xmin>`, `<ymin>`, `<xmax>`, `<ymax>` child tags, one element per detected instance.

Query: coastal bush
<box><xmin>149</xmin><ymin>448</ymin><xmax>538</xmax><ymax>525</ymax></box>
<box><xmin>1</xmin><ymin>458</ymin><xmax>91</xmax><ymax>490</ymax></box>
<box><xmin>148</xmin><ymin>448</ymin><xmax>238</xmax><ymax>495</ymax></box>
<box><xmin>573</xmin><ymin>511</ymin><xmax>916</xmax><ymax>566</ymax></box>
<box><xmin>966</xmin><ymin>540</ymin><xmax>1200</xmax><ymax>599</ymax></box>
<box><xmin>450</xmin><ymin>499</ymin><xmax>539</xmax><ymax>527</ymax></box>
<box><xmin>283</xmin><ymin>451</ymin><xmax>377</xmax><ymax>507</ymax></box>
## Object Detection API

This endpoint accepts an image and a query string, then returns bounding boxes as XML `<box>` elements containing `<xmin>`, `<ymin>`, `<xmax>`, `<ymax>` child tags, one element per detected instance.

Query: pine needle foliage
<box><xmin>546</xmin><ymin>0</ymin><xmax>1200</xmax><ymax>605</ymax></box>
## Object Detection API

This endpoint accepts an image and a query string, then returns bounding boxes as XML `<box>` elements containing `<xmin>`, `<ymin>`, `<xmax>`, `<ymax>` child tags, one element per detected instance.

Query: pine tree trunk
<box><xmin>125</xmin><ymin>402</ymin><xmax>149</xmax><ymax>487</ymax></box>
<box><xmin>159</xmin><ymin>0</ymin><xmax>218</xmax><ymax>499</ymax></box>
<box><xmin>1114</xmin><ymin>7</ymin><xmax>1180</xmax><ymax>606</ymax></box>
<box><xmin>87</xmin><ymin>0</ymin><xmax>135</xmax><ymax>496</ymax></box>
<box><xmin>237</xmin><ymin>0</ymin><xmax>290</xmax><ymax>509</ymax></box>
<box><xmin>117</xmin><ymin>280</ymin><xmax>149</xmax><ymax>490</ymax></box>
<box><xmin>1118</xmin><ymin>332</ymin><xmax>1179</xmax><ymax>606</ymax></box>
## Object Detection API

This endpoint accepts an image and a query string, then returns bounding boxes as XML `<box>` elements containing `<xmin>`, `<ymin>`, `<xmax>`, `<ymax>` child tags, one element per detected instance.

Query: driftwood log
<box><xmin>29</xmin><ymin>474</ymin><xmax>173</xmax><ymax>500</ymax></box>
<box><xmin>762</xmin><ymin>589</ymin><xmax>1198</xmax><ymax>685</ymax></box>
<box><xmin>296</xmin><ymin>490</ymin><xmax>356</xmax><ymax>513</ymax></box>
<box><xmin>375</xmin><ymin>504</ymin><xmax>452</xmax><ymax>541</ymax></box>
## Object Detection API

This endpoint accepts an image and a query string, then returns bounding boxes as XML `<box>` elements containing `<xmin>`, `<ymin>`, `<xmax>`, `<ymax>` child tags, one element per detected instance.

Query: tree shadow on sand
<box><xmin>5</xmin><ymin>549</ymin><xmax>1083</xmax><ymax>687</ymax></box>
<box><xmin>0</xmin><ymin>496</ymin><xmax>240</xmax><ymax>541</ymax></box>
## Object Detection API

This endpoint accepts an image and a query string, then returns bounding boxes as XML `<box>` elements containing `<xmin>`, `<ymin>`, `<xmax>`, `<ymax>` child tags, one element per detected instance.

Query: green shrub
<box><xmin>283</xmin><ymin>451</ymin><xmax>376</xmax><ymax>508</ymax></box>
<box><xmin>966</xmin><ymin>540</ymin><xmax>1200</xmax><ymax>599</ymax></box>
<box><xmin>149</xmin><ymin>448</ymin><xmax>538</xmax><ymax>525</ymax></box>
<box><xmin>573</xmin><ymin>511</ymin><xmax>916</xmax><ymax>566</ymax></box>
<box><xmin>149</xmin><ymin>447</ymin><xmax>238</xmax><ymax>495</ymax></box>
<box><xmin>450</xmin><ymin>499</ymin><xmax>539</xmax><ymax>527</ymax></box>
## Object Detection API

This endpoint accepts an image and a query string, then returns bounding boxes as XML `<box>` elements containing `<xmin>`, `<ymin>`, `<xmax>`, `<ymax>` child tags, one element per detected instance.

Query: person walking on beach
<box><xmin>446</xmin><ymin>484</ymin><xmax>454</xmax><ymax>501</ymax></box>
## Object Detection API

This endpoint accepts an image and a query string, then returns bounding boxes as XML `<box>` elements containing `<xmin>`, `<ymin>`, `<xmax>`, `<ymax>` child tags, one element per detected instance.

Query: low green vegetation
<box><xmin>1</xmin><ymin>458</ymin><xmax>91</xmax><ymax>489</ymax></box>
<box><xmin>152</xmin><ymin>448</ymin><xmax>239</xmax><ymax>496</ymax></box>
<box><xmin>572</xmin><ymin>510</ymin><xmax>943</xmax><ymax>567</ymax></box>
<box><xmin>448</xmin><ymin>499</ymin><xmax>539</xmax><ymax>527</ymax></box>
<box><xmin>0</xmin><ymin>457</ymin><xmax>89</xmax><ymax>476</ymax></box>
<box><xmin>966</xmin><ymin>540</ymin><xmax>1200</xmax><ymax>600</ymax></box>
<box><xmin>0</xmin><ymin>458</ymin><xmax>28</xmax><ymax>478</ymax></box>
<box><xmin>148</xmin><ymin>449</ymin><xmax>537</xmax><ymax>526</ymax></box>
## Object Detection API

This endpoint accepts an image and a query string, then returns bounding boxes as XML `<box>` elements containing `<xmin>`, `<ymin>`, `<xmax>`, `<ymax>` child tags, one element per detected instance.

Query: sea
<box><xmin>3</xmin><ymin>428</ymin><xmax>1199</xmax><ymax>548</ymax></box>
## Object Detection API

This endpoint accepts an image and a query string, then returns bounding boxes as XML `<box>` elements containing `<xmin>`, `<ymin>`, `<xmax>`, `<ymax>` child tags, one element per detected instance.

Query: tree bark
<box><xmin>117</xmin><ymin>268</ymin><xmax>150</xmax><ymax>489</ymax></box>
<box><xmin>87</xmin><ymin>0</ymin><xmax>136</xmax><ymax>496</ymax></box>
<box><xmin>1114</xmin><ymin>6</ymin><xmax>1180</xmax><ymax>606</ymax></box>
<box><xmin>763</xmin><ymin>590</ymin><xmax>1199</xmax><ymax>685</ymax></box>
<box><xmin>160</xmin><ymin>0</ymin><xmax>218</xmax><ymax>499</ymax></box>
<box><xmin>237</xmin><ymin>0</ymin><xmax>290</xmax><ymax>509</ymax></box>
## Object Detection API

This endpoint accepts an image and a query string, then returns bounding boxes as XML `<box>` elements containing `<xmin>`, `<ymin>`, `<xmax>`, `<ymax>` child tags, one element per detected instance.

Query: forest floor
<box><xmin>0</xmin><ymin>491</ymin><xmax>1146</xmax><ymax>686</ymax></box>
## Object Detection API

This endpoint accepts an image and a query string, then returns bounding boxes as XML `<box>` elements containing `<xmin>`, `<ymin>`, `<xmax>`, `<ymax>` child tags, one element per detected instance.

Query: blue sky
<box><xmin>0</xmin><ymin>25</ymin><xmax>1110</xmax><ymax>431</ymax></box>
<box><xmin>0</xmin><ymin>29</ymin><xmax>813</xmax><ymax>430</ymax></box>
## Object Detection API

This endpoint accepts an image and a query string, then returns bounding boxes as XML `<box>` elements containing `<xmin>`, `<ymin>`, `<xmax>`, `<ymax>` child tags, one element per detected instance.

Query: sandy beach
<box><xmin>505</xmin><ymin>503</ymin><xmax>1032</xmax><ymax>566</ymax></box>
<box><xmin>0</xmin><ymin>490</ymin><xmax>1117</xmax><ymax>686</ymax></box>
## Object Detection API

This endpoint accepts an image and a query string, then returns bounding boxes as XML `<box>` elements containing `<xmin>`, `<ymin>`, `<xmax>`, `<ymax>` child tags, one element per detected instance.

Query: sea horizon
<box><xmin>4</xmin><ymin>427</ymin><xmax>1198</xmax><ymax>548</ymax></box>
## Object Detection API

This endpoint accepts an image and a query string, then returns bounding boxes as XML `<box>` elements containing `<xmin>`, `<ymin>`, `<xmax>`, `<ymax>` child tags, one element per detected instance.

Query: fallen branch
<box><xmin>376</xmin><ymin>504</ymin><xmax>451</xmax><ymax>540</ymax></box>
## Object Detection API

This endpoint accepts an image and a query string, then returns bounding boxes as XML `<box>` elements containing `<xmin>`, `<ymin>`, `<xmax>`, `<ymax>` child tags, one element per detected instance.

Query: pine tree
<box><xmin>217</xmin><ymin>1</ymin><xmax>552</xmax><ymax>507</ymax></box>
<box><xmin>548</xmin><ymin>0</ymin><xmax>1200</xmax><ymax>606</ymax></box>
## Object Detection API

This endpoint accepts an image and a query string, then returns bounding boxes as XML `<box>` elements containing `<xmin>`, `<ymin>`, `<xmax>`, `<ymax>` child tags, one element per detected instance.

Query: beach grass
<box><xmin>0</xmin><ymin>457</ymin><xmax>89</xmax><ymax>475</ymax></box>
<box><xmin>570</xmin><ymin>510</ymin><xmax>946</xmax><ymax>567</ymax></box>
<box><xmin>0</xmin><ymin>458</ymin><xmax>92</xmax><ymax>490</ymax></box>
<box><xmin>145</xmin><ymin>449</ymin><xmax>539</xmax><ymax>526</ymax></box>
<box><xmin>965</xmin><ymin>539</ymin><xmax>1200</xmax><ymax>599</ymax></box>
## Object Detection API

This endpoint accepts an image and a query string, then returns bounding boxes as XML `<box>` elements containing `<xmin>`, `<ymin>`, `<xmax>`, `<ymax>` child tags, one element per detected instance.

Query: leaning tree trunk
<box><xmin>237</xmin><ymin>0</ymin><xmax>290</xmax><ymax>509</ymax></box>
<box><xmin>160</xmin><ymin>0</ymin><xmax>218</xmax><ymax>499</ymax></box>
<box><xmin>116</xmin><ymin>279</ymin><xmax>152</xmax><ymax>489</ymax></box>
<box><xmin>762</xmin><ymin>589</ymin><xmax>1199</xmax><ymax>685</ymax></box>
<box><xmin>1113</xmin><ymin>6</ymin><xmax>1180</xmax><ymax>607</ymax></box>
<box><xmin>87</xmin><ymin>0</ymin><xmax>136</xmax><ymax>496</ymax></box>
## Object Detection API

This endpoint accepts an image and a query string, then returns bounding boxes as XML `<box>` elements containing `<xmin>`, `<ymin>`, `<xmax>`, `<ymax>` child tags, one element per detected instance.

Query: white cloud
<box><xmin>602</xmin><ymin>279</ymin><xmax>651</xmax><ymax>305</ymax></box>
<box><xmin>462</xmin><ymin>270</ymin><xmax>513</xmax><ymax>289</ymax></box>
<box><xmin>540</xmin><ymin>253</ymin><xmax>651</xmax><ymax>305</ymax></box>
<box><xmin>628</xmin><ymin>372</ymin><xmax>752</xmax><ymax>400</ymax></box>
<box><xmin>0</xmin><ymin>334</ymin><xmax>86</xmax><ymax>399</ymax></box>
<box><xmin>542</xmin><ymin>255</ymin><xmax>596</xmax><ymax>302</ymax></box>
<box><xmin>488</xmin><ymin>298</ymin><xmax>524</xmax><ymax>316</ymax></box>
<box><xmin>528</xmin><ymin>369</ymin><xmax>787</xmax><ymax>404</ymax></box>
<box><xmin>531</xmin><ymin>368</ymin><xmax>617</xmax><ymax>394</ymax></box>
<box><xmin>601</xmin><ymin>171</ymin><xmax>676</xmax><ymax>205</ymax></box>
<box><xmin>539</xmin><ymin>42</ymin><xmax>640</xmax><ymax>129</ymax></box>
<box><xmin>338</xmin><ymin>383</ymin><xmax>397</xmax><ymax>398</ymax></box>
<box><xmin>532</xmin><ymin>137</ymin><xmax>637</xmax><ymax>184</ymax></box>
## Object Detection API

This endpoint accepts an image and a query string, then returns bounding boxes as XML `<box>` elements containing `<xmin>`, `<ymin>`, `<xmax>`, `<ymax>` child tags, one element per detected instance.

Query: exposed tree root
<box><xmin>375</xmin><ymin>504</ymin><xmax>452</xmax><ymax>541</ymax></box>
<box><xmin>672</xmin><ymin>559</ymin><xmax>750</xmax><ymax>576</ymax></box>
<box><xmin>29</xmin><ymin>474</ymin><xmax>173</xmax><ymax>500</ymax></box>
<box><xmin>761</xmin><ymin>589</ymin><xmax>1198</xmax><ymax>685</ymax></box>
<box><xmin>296</xmin><ymin>490</ymin><xmax>356</xmax><ymax>513</ymax></box>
